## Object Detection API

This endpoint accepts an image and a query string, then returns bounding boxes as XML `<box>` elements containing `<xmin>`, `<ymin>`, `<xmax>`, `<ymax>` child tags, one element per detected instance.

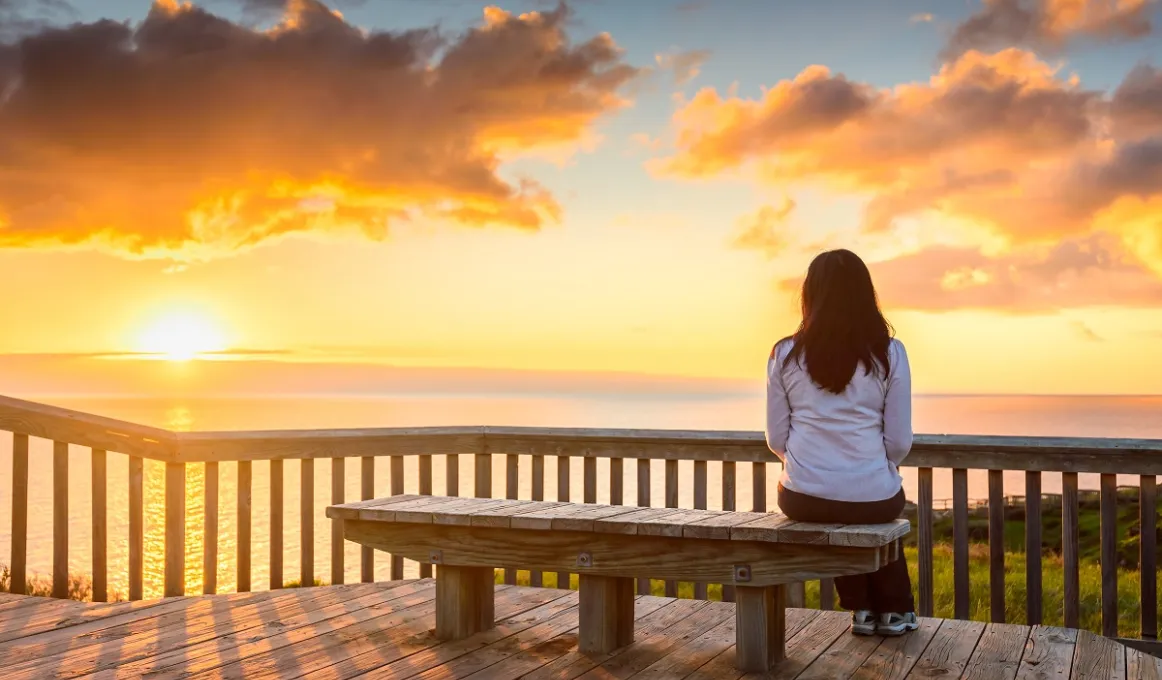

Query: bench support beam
<box><xmin>579</xmin><ymin>574</ymin><xmax>635</xmax><ymax>654</ymax></box>
<box><xmin>735</xmin><ymin>584</ymin><xmax>786</xmax><ymax>672</ymax></box>
<box><xmin>435</xmin><ymin>565</ymin><xmax>495</xmax><ymax>640</ymax></box>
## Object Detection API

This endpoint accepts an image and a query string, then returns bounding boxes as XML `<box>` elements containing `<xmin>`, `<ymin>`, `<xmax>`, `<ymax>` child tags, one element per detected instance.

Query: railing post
<box><xmin>420</xmin><ymin>453</ymin><xmax>433</xmax><ymax>579</ymax></box>
<box><xmin>988</xmin><ymin>469</ymin><xmax>1004</xmax><ymax>623</ymax></box>
<box><xmin>952</xmin><ymin>467</ymin><xmax>969</xmax><ymax>620</ymax></box>
<box><xmin>1025</xmin><ymin>471</ymin><xmax>1042</xmax><ymax>625</ymax></box>
<box><xmin>693</xmin><ymin>460</ymin><xmax>707</xmax><ymax>600</ymax></box>
<box><xmin>636</xmin><ymin>458</ymin><xmax>650</xmax><ymax>596</ymax></box>
<box><xmin>530</xmin><ymin>454</ymin><xmax>544</xmax><ymax>588</ymax></box>
<box><xmin>164</xmin><ymin>461</ymin><xmax>186</xmax><ymax>597</ymax></box>
<box><xmin>238</xmin><ymin>460</ymin><xmax>252</xmax><ymax>592</ymax></box>
<box><xmin>917</xmin><ymin>467</ymin><xmax>934</xmax><ymax>617</ymax></box>
<box><xmin>91</xmin><ymin>449</ymin><xmax>107</xmax><ymax>603</ymax></box>
<box><xmin>556</xmin><ymin>452</ymin><xmax>570</xmax><ymax>589</ymax></box>
<box><xmin>53</xmin><ymin>441</ymin><xmax>68</xmax><ymax>600</ymax></box>
<box><xmin>301</xmin><ymin>458</ymin><xmax>314</xmax><ymax>588</ymax></box>
<box><xmin>1062</xmin><ymin>472</ymin><xmax>1080</xmax><ymax>629</ymax></box>
<box><xmin>664</xmin><ymin>459</ymin><xmax>678</xmax><ymax>598</ymax></box>
<box><xmin>505</xmin><ymin>453</ymin><xmax>520</xmax><ymax>586</ymax></box>
<box><xmin>722</xmin><ymin>460</ymin><xmax>736</xmax><ymax>603</ymax></box>
<box><xmin>10</xmin><ymin>433</ymin><xmax>28</xmax><ymax>596</ymax></box>
<box><xmin>1142</xmin><ymin>475</ymin><xmax>1157</xmax><ymax>640</ymax></box>
<box><xmin>129</xmin><ymin>455</ymin><xmax>144</xmax><ymax>600</ymax></box>
<box><xmin>1099</xmin><ymin>473</ymin><xmax>1118</xmax><ymax>638</ymax></box>
<box><xmin>390</xmin><ymin>454</ymin><xmax>404</xmax><ymax>580</ymax></box>
<box><xmin>270</xmin><ymin>459</ymin><xmax>284</xmax><ymax>590</ymax></box>
<box><xmin>331</xmin><ymin>457</ymin><xmax>344</xmax><ymax>586</ymax></box>
<box><xmin>204</xmin><ymin>461</ymin><xmax>218</xmax><ymax>594</ymax></box>
<box><xmin>362</xmin><ymin>456</ymin><xmax>375</xmax><ymax>583</ymax></box>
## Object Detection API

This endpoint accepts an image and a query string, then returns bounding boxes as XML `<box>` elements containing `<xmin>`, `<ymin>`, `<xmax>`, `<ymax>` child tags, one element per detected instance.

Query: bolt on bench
<box><xmin>327</xmin><ymin>494</ymin><xmax>909</xmax><ymax>673</ymax></box>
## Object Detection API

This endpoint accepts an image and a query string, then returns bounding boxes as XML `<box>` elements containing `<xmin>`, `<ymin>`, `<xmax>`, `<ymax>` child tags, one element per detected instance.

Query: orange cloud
<box><xmin>730</xmin><ymin>199</ymin><xmax>796</xmax><ymax>258</ymax></box>
<box><xmin>0</xmin><ymin>1</ymin><xmax>640</xmax><ymax>261</ymax></box>
<box><xmin>942</xmin><ymin>0</ymin><xmax>1157</xmax><ymax>59</ymax></box>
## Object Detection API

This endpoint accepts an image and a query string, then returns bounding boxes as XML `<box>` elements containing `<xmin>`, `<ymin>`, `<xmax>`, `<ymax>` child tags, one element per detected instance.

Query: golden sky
<box><xmin>0</xmin><ymin>0</ymin><xmax>1160</xmax><ymax>395</ymax></box>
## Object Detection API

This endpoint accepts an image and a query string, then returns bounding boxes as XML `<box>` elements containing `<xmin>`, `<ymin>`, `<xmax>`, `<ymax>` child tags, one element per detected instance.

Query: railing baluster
<box><xmin>610</xmin><ymin>458</ymin><xmax>623</xmax><ymax>506</ymax></box>
<box><xmin>988</xmin><ymin>469</ymin><xmax>1004</xmax><ymax>622</ymax></box>
<box><xmin>1142</xmin><ymin>475</ymin><xmax>1157</xmax><ymax>640</ymax></box>
<box><xmin>557</xmin><ymin>455</ymin><xmax>570</xmax><ymax>589</ymax></box>
<box><xmin>530</xmin><ymin>454</ymin><xmax>544</xmax><ymax>588</ymax></box>
<box><xmin>1062</xmin><ymin>471</ymin><xmax>1080</xmax><ymax>629</ymax></box>
<box><xmin>722</xmin><ymin>460</ymin><xmax>736</xmax><ymax>603</ymax></box>
<box><xmin>447</xmin><ymin>453</ymin><xmax>460</xmax><ymax>497</ymax></box>
<box><xmin>53</xmin><ymin>441</ymin><xmax>68</xmax><ymax>599</ymax></box>
<box><xmin>694</xmin><ymin>460</ymin><xmax>708</xmax><ymax>600</ymax></box>
<box><xmin>91</xmin><ymin>448</ymin><xmax>107</xmax><ymax>603</ymax></box>
<box><xmin>752</xmin><ymin>461</ymin><xmax>767</xmax><ymax>512</ymax></box>
<box><xmin>1025</xmin><ymin>470</ymin><xmax>1042</xmax><ymax>625</ymax></box>
<box><xmin>239</xmin><ymin>460</ymin><xmax>252</xmax><ymax>592</ymax></box>
<box><xmin>204</xmin><ymin>461</ymin><xmax>218</xmax><ymax>594</ymax></box>
<box><xmin>300</xmin><ymin>459</ymin><xmax>313</xmax><ymax>588</ymax></box>
<box><xmin>331</xmin><ymin>457</ymin><xmax>344</xmax><ymax>586</ymax></box>
<box><xmin>917</xmin><ymin>467</ymin><xmax>934</xmax><ymax>617</ymax></box>
<box><xmin>637</xmin><ymin>458</ymin><xmax>650</xmax><ymax>596</ymax></box>
<box><xmin>419</xmin><ymin>454</ymin><xmax>433</xmax><ymax>579</ymax></box>
<box><xmin>476</xmin><ymin>450</ymin><xmax>492</xmax><ymax>498</ymax></box>
<box><xmin>129</xmin><ymin>455</ymin><xmax>143</xmax><ymax>601</ymax></box>
<box><xmin>584</xmin><ymin>456</ymin><xmax>597</xmax><ymax>504</ymax></box>
<box><xmin>362</xmin><ymin>456</ymin><xmax>375</xmax><ymax>583</ymax></box>
<box><xmin>1100</xmin><ymin>473</ymin><xmax>1118</xmax><ymax>638</ymax></box>
<box><xmin>665</xmin><ymin>459</ymin><xmax>678</xmax><ymax>598</ymax></box>
<box><xmin>270</xmin><ymin>459</ymin><xmax>283</xmax><ymax>590</ymax></box>
<box><xmin>819</xmin><ymin>579</ymin><xmax>835</xmax><ymax>610</ymax></box>
<box><xmin>10</xmin><ymin>433</ymin><xmax>28</xmax><ymax>596</ymax></box>
<box><xmin>165</xmin><ymin>461</ymin><xmax>186</xmax><ymax>597</ymax></box>
<box><xmin>952</xmin><ymin>467</ymin><xmax>969</xmax><ymax>620</ymax></box>
<box><xmin>504</xmin><ymin>453</ymin><xmax>519</xmax><ymax>586</ymax></box>
<box><xmin>390</xmin><ymin>455</ymin><xmax>404</xmax><ymax>580</ymax></box>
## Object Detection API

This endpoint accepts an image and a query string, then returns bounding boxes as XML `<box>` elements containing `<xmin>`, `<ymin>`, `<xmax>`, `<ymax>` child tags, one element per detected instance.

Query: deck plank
<box><xmin>1015</xmin><ymin>626</ymin><xmax>1077</xmax><ymax>680</ymax></box>
<box><xmin>739</xmin><ymin>608</ymin><xmax>850</xmax><ymax>680</ymax></box>
<box><xmin>680</xmin><ymin>609</ymin><xmax>820</xmax><ymax>680</ymax></box>
<box><xmin>1126</xmin><ymin>646</ymin><xmax>1162</xmax><ymax>680</ymax></box>
<box><xmin>795</xmin><ymin>617</ymin><xmax>886</xmax><ymax>679</ymax></box>
<box><xmin>904</xmin><ymin>618</ymin><xmax>986</xmax><ymax>680</ymax></box>
<box><xmin>1071</xmin><ymin>629</ymin><xmax>1127</xmax><ymax>680</ymax></box>
<box><xmin>851</xmin><ymin>617</ymin><xmax>943</xmax><ymax>680</ymax></box>
<box><xmin>961</xmin><ymin>623</ymin><xmax>1032</xmax><ymax>680</ymax></box>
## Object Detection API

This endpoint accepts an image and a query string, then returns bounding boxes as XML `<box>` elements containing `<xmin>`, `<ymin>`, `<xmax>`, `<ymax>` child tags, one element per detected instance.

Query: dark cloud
<box><xmin>1111</xmin><ymin>63</ymin><xmax>1162</xmax><ymax>138</ymax></box>
<box><xmin>0</xmin><ymin>1</ymin><xmax>640</xmax><ymax>261</ymax></box>
<box><xmin>941</xmin><ymin>0</ymin><xmax>1157</xmax><ymax>61</ymax></box>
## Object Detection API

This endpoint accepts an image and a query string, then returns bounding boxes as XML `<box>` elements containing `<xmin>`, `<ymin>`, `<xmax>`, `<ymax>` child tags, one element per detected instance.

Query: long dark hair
<box><xmin>782</xmin><ymin>249</ymin><xmax>894</xmax><ymax>394</ymax></box>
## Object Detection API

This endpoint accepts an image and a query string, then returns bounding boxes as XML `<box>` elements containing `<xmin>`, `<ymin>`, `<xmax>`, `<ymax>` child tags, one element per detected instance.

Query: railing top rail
<box><xmin>3</xmin><ymin>395</ymin><xmax>1162</xmax><ymax>473</ymax></box>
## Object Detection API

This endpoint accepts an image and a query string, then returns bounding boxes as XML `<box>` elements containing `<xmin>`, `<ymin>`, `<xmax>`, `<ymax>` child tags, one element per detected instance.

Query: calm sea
<box><xmin>0</xmin><ymin>393</ymin><xmax>1158</xmax><ymax>598</ymax></box>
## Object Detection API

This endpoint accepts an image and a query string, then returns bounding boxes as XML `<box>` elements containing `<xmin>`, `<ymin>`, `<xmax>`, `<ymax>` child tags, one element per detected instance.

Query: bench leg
<box><xmin>578</xmin><ymin>574</ymin><xmax>635</xmax><ymax>654</ymax></box>
<box><xmin>735</xmin><ymin>584</ymin><xmax>786</xmax><ymax>673</ymax></box>
<box><xmin>435</xmin><ymin>565</ymin><xmax>495</xmax><ymax>640</ymax></box>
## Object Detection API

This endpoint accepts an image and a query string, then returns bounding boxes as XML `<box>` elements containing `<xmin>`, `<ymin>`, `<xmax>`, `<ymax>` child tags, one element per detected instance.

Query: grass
<box><xmin>0</xmin><ymin>564</ymin><xmax>126</xmax><ymax>602</ymax></box>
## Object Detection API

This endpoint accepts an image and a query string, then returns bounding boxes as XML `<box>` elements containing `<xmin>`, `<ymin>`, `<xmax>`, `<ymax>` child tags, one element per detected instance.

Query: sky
<box><xmin>1</xmin><ymin>0</ymin><xmax>1161</xmax><ymax>396</ymax></box>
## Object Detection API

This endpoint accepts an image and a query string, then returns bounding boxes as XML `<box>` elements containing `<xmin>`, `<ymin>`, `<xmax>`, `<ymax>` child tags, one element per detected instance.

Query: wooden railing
<box><xmin>2</xmin><ymin>395</ymin><xmax>1162</xmax><ymax>645</ymax></box>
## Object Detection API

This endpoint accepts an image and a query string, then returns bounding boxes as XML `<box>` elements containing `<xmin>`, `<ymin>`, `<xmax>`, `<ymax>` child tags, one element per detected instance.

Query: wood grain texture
<box><xmin>176</xmin><ymin>427</ymin><xmax>483</xmax><ymax>462</ymax></box>
<box><xmin>505</xmin><ymin>453</ymin><xmax>520</xmax><ymax>586</ymax></box>
<box><xmin>164</xmin><ymin>461</ymin><xmax>185</xmax><ymax>597</ymax></box>
<box><xmin>447</xmin><ymin>452</ymin><xmax>460</xmax><ymax>497</ymax></box>
<box><xmin>128</xmin><ymin>455</ymin><xmax>143</xmax><ymax>600</ymax></box>
<box><xmin>0</xmin><ymin>394</ymin><xmax>176</xmax><ymax>461</ymax></box>
<box><xmin>1026</xmin><ymin>470</ymin><xmax>1043</xmax><ymax>626</ymax></box>
<box><xmin>734</xmin><ymin>584</ymin><xmax>786</xmax><ymax>672</ymax></box>
<box><xmin>917</xmin><ymin>466</ymin><xmax>934</xmax><ymax>618</ymax></box>
<box><xmin>85</xmin><ymin>449</ymin><xmax>106</xmax><ymax>603</ymax></box>
<box><xmin>962</xmin><ymin>623</ymin><xmax>1030</xmax><ymax>680</ymax></box>
<box><xmin>435</xmin><ymin>565</ymin><xmax>495</xmax><ymax>640</ymax></box>
<box><xmin>270</xmin><ymin>458</ymin><xmax>283</xmax><ymax>589</ymax></box>
<box><xmin>9</xmin><ymin>433</ymin><xmax>28</xmax><ymax>596</ymax></box>
<box><xmin>1063</xmin><ymin>472</ymin><xmax>1080</xmax><ymax>629</ymax></box>
<box><xmin>906</xmin><ymin>618</ymin><xmax>986</xmax><ymax>680</ymax></box>
<box><xmin>557</xmin><ymin>455</ymin><xmax>571</xmax><ymax>589</ymax></box>
<box><xmin>1100</xmin><ymin>473</ymin><xmax>1118</xmax><ymax>638</ymax></box>
<box><xmin>585</xmin><ymin>456</ymin><xmax>597</xmax><ymax>504</ymax></box>
<box><xmin>752</xmin><ymin>461</ymin><xmax>767</xmax><ymax>512</ymax></box>
<box><xmin>578</xmin><ymin>574</ymin><xmax>635</xmax><ymax>653</ymax></box>
<box><xmin>361</xmin><ymin>456</ymin><xmax>375</xmax><ymax>583</ymax></box>
<box><xmin>390</xmin><ymin>454</ymin><xmax>404</xmax><ymax>580</ymax></box>
<box><xmin>330</xmin><ymin>456</ymin><xmax>343</xmax><ymax>586</ymax></box>
<box><xmin>239</xmin><ymin>459</ymin><xmax>253</xmax><ymax>592</ymax></box>
<box><xmin>851</xmin><ymin>616</ymin><xmax>942</xmax><ymax>680</ymax></box>
<box><xmin>1126</xmin><ymin>645</ymin><xmax>1162</xmax><ymax>680</ymax></box>
<box><xmin>610</xmin><ymin>457</ymin><xmax>624</xmax><ymax>506</ymax></box>
<box><xmin>1071</xmin><ymin>629</ymin><xmax>1126</xmax><ymax>679</ymax></box>
<box><xmin>1142</xmin><ymin>476</ymin><xmax>1157</xmax><ymax>640</ymax></box>
<box><xmin>300</xmin><ymin>458</ymin><xmax>313</xmax><ymax>588</ymax></box>
<box><xmin>1016</xmin><ymin>626</ymin><xmax>1076</xmax><ymax>680</ymax></box>
<box><xmin>52</xmin><ymin>441</ymin><xmax>68</xmax><ymax>599</ymax></box>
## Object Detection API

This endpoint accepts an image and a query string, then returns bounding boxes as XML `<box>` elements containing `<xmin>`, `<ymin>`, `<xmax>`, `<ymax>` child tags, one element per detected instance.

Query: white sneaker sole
<box><xmin>851</xmin><ymin>622</ymin><xmax>877</xmax><ymax>636</ymax></box>
<box><xmin>876</xmin><ymin>621</ymin><xmax>920</xmax><ymax>636</ymax></box>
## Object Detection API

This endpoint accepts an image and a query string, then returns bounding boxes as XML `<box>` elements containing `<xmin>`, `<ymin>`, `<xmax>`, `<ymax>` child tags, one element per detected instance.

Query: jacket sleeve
<box><xmin>884</xmin><ymin>339</ymin><xmax>914</xmax><ymax>464</ymax></box>
<box><xmin>765</xmin><ymin>343</ymin><xmax>791</xmax><ymax>460</ymax></box>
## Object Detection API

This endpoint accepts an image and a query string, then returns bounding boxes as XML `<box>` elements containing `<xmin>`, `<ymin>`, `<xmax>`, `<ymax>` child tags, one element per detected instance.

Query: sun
<box><xmin>136</xmin><ymin>310</ymin><xmax>227</xmax><ymax>361</ymax></box>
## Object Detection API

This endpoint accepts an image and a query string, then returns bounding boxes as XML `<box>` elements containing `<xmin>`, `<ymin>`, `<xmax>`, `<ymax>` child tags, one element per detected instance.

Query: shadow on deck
<box><xmin>0</xmin><ymin>581</ymin><xmax>1153</xmax><ymax>679</ymax></box>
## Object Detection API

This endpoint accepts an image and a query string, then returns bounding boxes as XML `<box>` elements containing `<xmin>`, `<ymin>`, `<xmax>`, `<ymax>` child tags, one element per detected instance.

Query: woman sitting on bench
<box><xmin>764</xmin><ymin>248</ymin><xmax>918</xmax><ymax>637</ymax></box>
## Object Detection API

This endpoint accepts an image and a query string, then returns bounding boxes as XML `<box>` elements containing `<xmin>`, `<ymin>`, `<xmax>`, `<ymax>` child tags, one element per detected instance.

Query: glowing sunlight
<box><xmin>135</xmin><ymin>310</ymin><xmax>227</xmax><ymax>361</ymax></box>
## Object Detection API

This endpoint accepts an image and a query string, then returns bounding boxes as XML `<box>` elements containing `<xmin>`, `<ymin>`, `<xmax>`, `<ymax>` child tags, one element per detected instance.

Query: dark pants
<box><xmin>777</xmin><ymin>484</ymin><xmax>914</xmax><ymax>613</ymax></box>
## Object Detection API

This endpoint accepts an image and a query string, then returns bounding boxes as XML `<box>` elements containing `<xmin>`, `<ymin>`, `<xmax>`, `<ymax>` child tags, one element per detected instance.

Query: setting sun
<box><xmin>136</xmin><ymin>311</ymin><xmax>227</xmax><ymax>361</ymax></box>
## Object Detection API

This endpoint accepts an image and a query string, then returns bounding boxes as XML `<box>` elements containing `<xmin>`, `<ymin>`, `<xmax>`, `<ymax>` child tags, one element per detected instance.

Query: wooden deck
<box><xmin>0</xmin><ymin>581</ymin><xmax>1155</xmax><ymax>679</ymax></box>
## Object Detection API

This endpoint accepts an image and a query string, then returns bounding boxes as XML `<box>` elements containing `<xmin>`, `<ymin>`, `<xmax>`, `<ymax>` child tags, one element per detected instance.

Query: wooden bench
<box><xmin>326</xmin><ymin>494</ymin><xmax>909</xmax><ymax>673</ymax></box>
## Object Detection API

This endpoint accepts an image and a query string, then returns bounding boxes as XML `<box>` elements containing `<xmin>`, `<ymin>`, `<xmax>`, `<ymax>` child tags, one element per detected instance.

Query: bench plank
<box><xmin>684</xmin><ymin>511</ymin><xmax>769</xmax><ymax>540</ymax></box>
<box><xmin>595</xmin><ymin>507</ymin><xmax>690</xmax><ymax>534</ymax></box>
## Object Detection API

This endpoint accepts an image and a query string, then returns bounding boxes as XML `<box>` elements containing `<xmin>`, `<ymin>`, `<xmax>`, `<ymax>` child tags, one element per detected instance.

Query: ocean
<box><xmin>0</xmin><ymin>392</ymin><xmax>1158</xmax><ymax>598</ymax></box>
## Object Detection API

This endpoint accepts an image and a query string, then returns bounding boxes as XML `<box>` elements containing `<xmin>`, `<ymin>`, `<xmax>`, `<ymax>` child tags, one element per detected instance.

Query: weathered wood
<box><xmin>852</xmin><ymin>616</ymin><xmax>942</xmax><ymax>679</ymax></box>
<box><xmin>665</xmin><ymin>458</ymin><xmax>679</xmax><ymax>598</ymax></box>
<box><xmin>9</xmin><ymin>433</ymin><xmax>28</xmax><ymax>596</ymax></box>
<box><xmin>128</xmin><ymin>455</ymin><xmax>143</xmax><ymax>600</ymax></box>
<box><xmin>637</xmin><ymin>457</ymin><xmax>651</xmax><ymax>595</ymax></box>
<box><xmin>176</xmin><ymin>426</ymin><xmax>482</xmax><ymax>462</ymax></box>
<box><xmin>557</xmin><ymin>455</ymin><xmax>571</xmax><ymax>589</ymax></box>
<box><xmin>435</xmin><ymin>565</ymin><xmax>495</xmax><ymax>640</ymax></box>
<box><xmin>1015</xmin><ymin>625</ymin><xmax>1076</xmax><ymax>680</ymax></box>
<box><xmin>340</xmin><ymin>520</ymin><xmax>884</xmax><ymax>587</ymax></box>
<box><xmin>753</xmin><ymin>460</ymin><xmax>767</xmax><ymax>511</ymax></box>
<box><xmin>610</xmin><ymin>458</ymin><xmax>623</xmax><ymax>506</ymax></box>
<box><xmin>989</xmin><ymin>469</ymin><xmax>1005</xmax><ymax>623</ymax></box>
<box><xmin>734</xmin><ymin>584</ymin><xmax>785</xmax><ymax>672</ymax></box>
<box><xmin>52</xmin><ymin>441</ymin><xmax>68</xmax><ymax>599</ymax></box>
<box><xmin>203</xmin><ymin>460</ymin><xmax>218</xmax><ymax>594</ymax></box>
<box><xmin>300</xmin><ymin>458</ymin><xmax>313</xmax><ymax>588</ymax></box>
<box><xmin>1072</xmin><ymin>629</ymin><xmax>1126</xmax><ymax>679</ymax></box>
<box><xmin>530</xmin><ymin>453</ymin><xmax>544</xmax><ymax>588</ymax></box>
<box><xmin>361</xmin><ymin>456</ymin><xmax>374</xmax><ymax>583</ymax></box>
<box><xmin>420</xmin><ymin>453</ymin><xmax>434</xmax><ymax>579</ymax></box>
<box><xmin>953</xmin><ymin>467</ymin><xmax>969</xmax><ymax>620</ymax></box>
<box><xmin>270</xmin><ymin>458</ymin><xmax>283</xmax><ymax>590</ymax></box>
<box><xmin>962</xmin><ymin>622</ymin><xmax>1029</xmax><ymax>680</ymax></box>
<box><xmin>906</xmin><ymin>618</ymin><xmax>987</xmax><ymax>679</ymax></box>
<box><xmin>476</xmin><ymin>451</ymin><xmax>492</xmax><ymax>498</ymax></box>
<box><xmin>1025</xmin><ymin>470</ymin><xmax>1042</xmax><ymax>626</ymax></box>
<box><xmin>722</xmin><ymin>459</ymin><xmax>737</xmax><ymax>603</ymax></box>
<box><xmin>330</xmin><ymin>457</ymin><xmax>343</xmax><ymax>586</ymax></box>
<box><xmin>819</xmin><ymin>578</ymin><xmax>835</xmax><ymax>610</ymax></box>
<box><xmin>1127</xmin><ymin>645</ymin><xmax>1162</xmax><ymax>680</ymax></box>
<box><xmin>447</xmin><ymin>452</ymin><xmax>460</xmax><ymax>496</ymax></box>
<box><xmin>797</xmin><ymin>614</ymin><xmax>885</xmax><ymax>677</ymax></box>
<box><xmin>90</xmin><ymin>448</ymin><xmax>107</xmax><ymax>603</ymax></box>
<box><xmin>237</xmin><ymin>459</ymin><xmax>252</xmax><ymax>592</ymax></box>
<box><xmin>693</xmin><ymin>459</ymin><xmax>708</xmax><ymax>600</ymax></box>
<box><xmin>164</xmin><ymin>461</ymin><xmax>185</xmax><ymax>597</ymax></box>
<box><xmin>1062</xmin><ymin>471</ymin><xmax>1080</xmax><ymax>629</ymax></box>
<box><xmin>0</xmin><ymin>394</ymin><xmax>176</xmax><ymax>461</ymax></box>
<box><xmin>1100</xmin><ymin>472</ymin><xmax>1118</xmax><ymax>639</ymax></box>
<box><xmin>917</xmin><ymin>466</ymin><xmax>934</xmax><ymax>617</ymax></box>
<box><xmin>578</xmin><ymin>574</ymin><xmax>634</xmax><ymax>653</ymax></box>
<box><xmin>1143</xmin><ymin>475</ymin><xmax>1158</xmax><ymax>640</ymax></box>
<box><xmin>584</xmin><ymin>456</ymin><xmax>597</xmax><ymax>503</ymax></box>
<box><xmin>505</xmin><ymin>453</ymin><xmax>520</xmax><ymax>586</ymax></box>
<box><xmin>390</xmin><ymin>454</ymin><xmax>404</xmax><ymax>580</ymax></box>
<box><xmin>787</xmin><ymin>581</ymin><xmax>807</xmax><ymax>608</ymax></box>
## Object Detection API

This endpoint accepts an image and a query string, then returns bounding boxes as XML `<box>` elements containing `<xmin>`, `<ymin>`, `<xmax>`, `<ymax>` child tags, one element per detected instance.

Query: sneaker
<box><xmin>851</xmin><ymin>610</ymin><xmax>876</xmax><ymax>636</ymax></box>
<box><xmin>877</xmin><ymin>612</ymin><xmax>920</xmax><ymax>636</ymax></box>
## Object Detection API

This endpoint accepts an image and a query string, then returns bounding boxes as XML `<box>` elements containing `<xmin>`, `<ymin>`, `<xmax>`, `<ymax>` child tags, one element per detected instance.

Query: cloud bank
<box><xmin>0</xmin><ymin>0</ymin><xmax>640</xmax><ymax>261</ymax></box>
